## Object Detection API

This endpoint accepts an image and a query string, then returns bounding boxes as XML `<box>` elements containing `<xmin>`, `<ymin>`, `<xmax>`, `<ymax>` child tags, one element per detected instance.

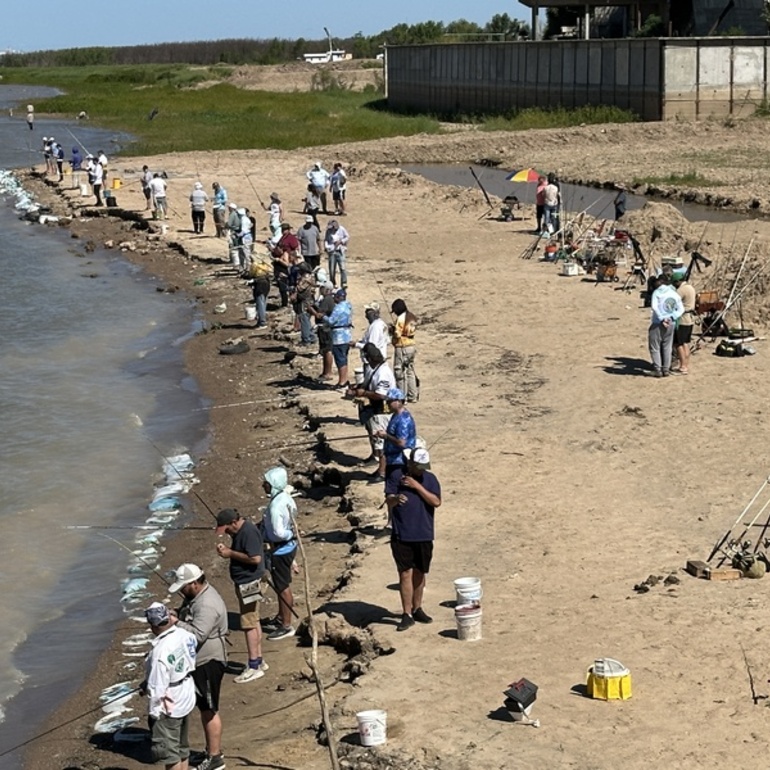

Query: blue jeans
<box><xmin>328</xmin><ymin>249</ymin><xmax>347</xmax><ymax>288</ymax></box>
<box><xmin>543</xmin><ymin>205</ymin><xmax>559</xmax><ymax>232</ymax></box>
<box><xmin>255</xmin><ymin>293</ymin><xmax>267</xmax><ymax>326</ymax></box>
<box><xmin>299</xmin><ymin>310</ymin><xmax>315</xmax><ymax>343</ymax></box>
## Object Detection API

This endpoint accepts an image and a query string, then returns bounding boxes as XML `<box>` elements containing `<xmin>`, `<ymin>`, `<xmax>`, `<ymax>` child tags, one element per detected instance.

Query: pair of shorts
<box><xmin>317</xmin><ymin>327</ymin><xmax>332</xmax><ymax>353</ymax></box>
<box><xmin>366</xmin><ymin>412</ymin><xmax>390</xmax><ymax>452</ymax></box>
<box><xmin>151</xmin><ymin>712</ymin><xmax>190</xmax><ymax>764</ymax></box>
<box><xmin>236</xmin><ymin>586</ymin><xmax>260</xmax><ymax>629</ymax></box>
<box><xmin>333</xmin><ymin>190</ymin><xmax>346</xmax><ymax>202</ymax></box>
<box><xmin>332</xmin><ymin>343</ymin><xmax>349</xmax><ymax>369</ymax></box>
<box><xmin>192</xmin><ymin>659</ymin><xmax>226</xmax><ymax>713</ymax></box>
<box><xmin>391</xmin><ymin>539</ymin><xmax>433</xmax><ymax>574</ymax></box>
<box><xmin>271</xmin><ymin>550</ymin><xmax>296</xmax><ymax>594</ymax></box>
<box><xmin>675</xmin><ymin>324</ymin><xmax>693</xmax><ymax>345</ymax></box>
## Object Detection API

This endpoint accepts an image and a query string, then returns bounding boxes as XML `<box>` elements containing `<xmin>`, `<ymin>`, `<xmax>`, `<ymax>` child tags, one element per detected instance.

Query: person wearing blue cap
<box><xmin>377</xmin><ymin>388</ymin><xmax>416</xmax><ymax>482</ymax></box>
<box><xmin>141</xmin><ymin>602</ymin><xmax>197</xmax><ymax>770</ymax></box>
<box><xmin>309</xmin><ymin>287</ymin><xmax>353</xmax><ymax>388</ymax></box>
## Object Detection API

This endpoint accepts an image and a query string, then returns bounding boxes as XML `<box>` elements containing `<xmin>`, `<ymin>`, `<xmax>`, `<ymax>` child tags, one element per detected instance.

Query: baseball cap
<box><xmin>386</xmin><ymin>387</ymin><xmax>405</xmax><ymax>402</ymax></box>
<box><xmin>216</xmin><ymin>508</ymin><xmax>240</xmax><ymax>532</ymax></box>
<box><xmin>305</xmin><ymin>215</ymin><xmax>314</xmax><ymax>223</ymax></box>
<box><xmin>228</xmin><ymin>202</ymin><xmax>237</xmax><ymax>209</ymax></box>
<box><xmin>327</xmin><ymin>219</ymin><xmax>338</xmax><ymax>228</ymax></box>
<box><xmin>145</xmin><ymin>601</ymin><xmax>170</xmax><ymax>627</ymax></box>
<box><xmin>334</xmin><ymin>288</ymin><xmax>347</xmax><ymax>299</ymax></box>
<box><xmin>281</xmin><ymin>222</ymin><xmax>291</xmax><ymax>230</ymax></box>
<box><xmin>322</xmin><ymin>281</ymin><xmax>335</xmax><ymax>291</ymax></box>
<box><xmin>408</xmin><ymin>447</ymin><xmax>431</xmax><ymax>469</ymax></box>
<box><xmin>168</xmin><ymin>563</ymin><xmax>204</xmax><ymax>593</ymax></box>
<box><xmin>364</xmin><ymin>301</ymin><xmax>380</xmax><ymax>312</ymax></box>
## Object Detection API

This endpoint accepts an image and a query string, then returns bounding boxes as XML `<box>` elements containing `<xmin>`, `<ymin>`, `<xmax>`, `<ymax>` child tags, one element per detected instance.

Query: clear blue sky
<box><xmin>3</xmin><ymin>1</ymin><xmax>533</xmax><ymax>53</ymax></box>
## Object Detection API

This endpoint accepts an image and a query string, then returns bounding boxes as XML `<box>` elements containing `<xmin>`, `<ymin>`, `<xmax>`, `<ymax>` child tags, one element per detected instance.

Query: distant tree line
<box><xmin>1</xmin><ymin>13</ymin><xmax>530</xmax><ymax>67</ymax></box>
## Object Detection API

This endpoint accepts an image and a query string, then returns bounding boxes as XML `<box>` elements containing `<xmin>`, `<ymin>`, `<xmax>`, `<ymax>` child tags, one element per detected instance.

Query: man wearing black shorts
<box><xmin>170</xmin><ymin>563</ymin><xmax>229</xmax><ymax>770</ymax></box>
<box><xmin>385</xmin><ymin>448</ymin><xmax>442</xmax><ymax>632</ymax></box>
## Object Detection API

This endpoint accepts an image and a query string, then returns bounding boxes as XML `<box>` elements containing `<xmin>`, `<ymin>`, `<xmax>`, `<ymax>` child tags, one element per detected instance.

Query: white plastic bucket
<box><xmin>161</xmin><ymin>224</ymin><xmax>168</xmax><ymax>236</ymax></box>
<box><xmin>79</xmin><ymin>183</ymin><xmax>89</xmax><ymax>197</ymax></box>
<box><xmin>230</xmin><ymin>248</ymin><xmax>241</xmax><ymax>267</ymax></box>
<box><xmin>245</xmin><ymin>305</ymin><xmax>257</xmax><ymax>321</ymax></box>
<box><xmin>354</xmin><ymin>368</ymin><xmax>364</xmax><ymax>385</ymax></box>
<box><xmin>356</xmin><ymin>709</ymin><xmax>387</xmax><ymax>747</ymax></box>
<box><xmin>454</xmin><ymin>577</ymin><xmax>482</xmax><ymax>605</ymax></box>
<box><xmin>455</xmin><ymin>603</ymin><xmax>482</xmax><ymax>641</ymax></box>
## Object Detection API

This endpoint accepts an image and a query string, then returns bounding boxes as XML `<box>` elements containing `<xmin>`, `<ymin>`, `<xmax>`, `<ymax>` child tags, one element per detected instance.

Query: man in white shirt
<box><xmin>307</xmin><ymin>161</ymin><xmax>331</xmax><ymax>213</ymax></box>
<box><xmin>142</xmin><ymin>602</ymin><xmax>197</xmax><ymax>770</ymax></box>
<box><xmin>324</xmin><ymin>220</ymin><xmax>350</xmax><ymax>289</ymax></box>
<box><xmin>543</xmin><ymin>174</ymin><xmax>560</xmax><ymax>234</ymax></box>
<box><xmin>149</xmin><ymin>174</ymin><xmax>168</xmax><ymax>219</ymax></box>
<box><xmin>353</xmin><ymin>302</ymin><xmax>389</xmax><ymax>370</ymax></box>
<box><xmin>648</xmin><ymin>274</ymin><xmax>684</xmax><ymax>377</ymax></box>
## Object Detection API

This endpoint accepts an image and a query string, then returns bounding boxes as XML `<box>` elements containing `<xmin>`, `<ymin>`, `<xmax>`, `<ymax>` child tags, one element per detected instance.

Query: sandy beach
<box><xmin>15</xmin><ymin>115</ymin><xmax>770</xmax><ymax>769</ymax></box>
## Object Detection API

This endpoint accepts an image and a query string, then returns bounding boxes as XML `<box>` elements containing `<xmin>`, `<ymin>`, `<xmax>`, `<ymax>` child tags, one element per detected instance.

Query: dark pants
<box><xmin>93</xmin><ymin>183</ymin><xmax>102</xmax><ymax>206</ymax></box>
<box><xmin>192</xmin><ymin>210</ymin><xmax>205</xmax><ymax>233</ymax></box>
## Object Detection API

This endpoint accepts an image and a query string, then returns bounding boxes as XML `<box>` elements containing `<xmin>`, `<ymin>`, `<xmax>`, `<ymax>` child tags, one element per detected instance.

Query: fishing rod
<box><xmin>98</xmin><ymin>532</ymin><xmax>173</xmax><ymax>588</ymax></box>
<box><xmin>469</xmin><ymin>166</ymin><xmax>493</xmax><ymax>210</ymax></box>
<box><xmin>240</xmin><ymin>162</ymin><xmax>266</xmax><ymax>209</ymax></box>
<box><xmin>143</xmin><ymin>434</ymin><xmax>216</xmax><ymax>518</ymax></box>
<box><xmin>64</xmin><ymin>524</ymin><xmax>213</xmax><ymax>532</ymax></box>
<box><xmin>0</xmin><ymin>685</ymin><xmax>143</xmax><ymax>760</ymax></box>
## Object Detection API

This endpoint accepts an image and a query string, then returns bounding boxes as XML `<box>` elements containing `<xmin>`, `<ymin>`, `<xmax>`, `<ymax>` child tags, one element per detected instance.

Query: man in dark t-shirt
<box><xmin>215</xmin><ymin>508</ymin><xmax>267</xmax><ymax>683</ymax></box>
<box><xmin>385</xmin><ymin>448</ymin><xmax>442</xmax><ymax>632</ymax></box>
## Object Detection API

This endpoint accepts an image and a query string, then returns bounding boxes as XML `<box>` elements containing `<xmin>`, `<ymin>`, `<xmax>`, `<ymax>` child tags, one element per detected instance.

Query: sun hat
<box><xmin>364</xmin><ymin>301</ymin><xmax>380</xmax><ymax>312</ymax></box>
<box><xmin>305</xmin><ymin>215</ymin><xmax>314</xmax><ymax>223</ymax></box>
<box><xmin>145</xmin><ymin>601</ymin><xmax>170</xmax><ymax>627</ymax></box>
<box><xmin>168</xmin><ymin>563</ymin><xmax>204</xmax><ymax>593</ymax></box>
<box><xmin>215</xmin><ymin>508</ymin><xmax>240</xmax><ymax>533</ymax></box>
<box><xmin>386</xmin><ymin>387</ymin><xmax>405</xmax><ymax>402</ymax></box>
<box><xmin>270</xmin><ymin>192</ymin><xmax>280</xmax><ymax>200</ymax></box>
<box><xmin>228</xmin><ymin>202</ymin><xmax>237</xmax><ymax>209</ymax></box>
<box><xmin>194</xmin><ymin>181</ymin><xmax>203</xmax><ymax>189</ymax></box>
<box><xmin>408</xmin><ymin>447</ymin><xmax>431</xmax><ymax>469</ymax></box>
<box><xmin>281</xmin><ymin>222</ymin><xmax>291</xmax><ymax>230</ymax></box>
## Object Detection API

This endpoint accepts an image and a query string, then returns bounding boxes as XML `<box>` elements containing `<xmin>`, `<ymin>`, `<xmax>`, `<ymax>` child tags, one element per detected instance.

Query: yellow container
<box><xmin>587</xmin><ymin>669</ymin><xmax>632</xmax><ymax>700</ymax></box>
<box><xmin>111</xmin><ymin>177</ymin><xmax>122</xmax><ymax>190</ymax></box>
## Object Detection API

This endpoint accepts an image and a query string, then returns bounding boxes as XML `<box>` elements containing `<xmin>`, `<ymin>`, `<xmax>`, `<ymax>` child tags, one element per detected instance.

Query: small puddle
<box><xmin>402</xmin><ymin>164</ymin><xmax>749</xmax><ymax>225</ymax></box>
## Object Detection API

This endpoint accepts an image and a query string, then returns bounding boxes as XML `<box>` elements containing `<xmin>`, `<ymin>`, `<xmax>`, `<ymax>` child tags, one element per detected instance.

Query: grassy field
<box><xmin>0</xmin><ymin>64</ymin><xmax>638</xmax><ymax>155</ymax></box>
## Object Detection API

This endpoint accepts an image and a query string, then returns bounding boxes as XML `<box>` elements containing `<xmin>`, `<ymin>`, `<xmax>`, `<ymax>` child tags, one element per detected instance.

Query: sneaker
<box><xmin>261</xmin><ymin>616</ymin><xmax>281</xmax><ymax>632</ymax></box>
<box><xmin>196</xmin><ymin>754</ymin><xmax>226</xmax><ymax>770</ymax></box>
<box><xmin>368</xmin><ymin>472</ymin><xmax>385</xmax><ymax>484</ymax></box>
<box><xmin>412</xmin><ymin>607</ymin><xmax>433</xmax><ymax>624</ymax></box>
<box><xmin>267</xmin><ymin>625</ymin><xmax>296</xmax><ymax>641</ymax></box>
<box><xmin>189</xmin><ymin>750</ymin><xmax>208</xmax><ymax>765</ymax></box>
<box><xmin>396</xmin><ymin>613</ymin><xmax>415</xmax><ymax>632</ymax></box>
<box><xmin>234</xmin><ymin>666</ymin><xmax>264</xmax><ymax>683</ymax></box>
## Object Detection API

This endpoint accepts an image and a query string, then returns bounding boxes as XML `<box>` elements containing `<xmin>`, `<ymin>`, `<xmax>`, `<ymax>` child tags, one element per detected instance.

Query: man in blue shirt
<box><xmin>309</xmin><ymin>288</ymin><xmax>352</xmax><ymax>388</ymax></box>
<box><xmin>385</xmin><ymin>448</ymin><xmax>442</xmax><ymax>632</ymax></box>
<box><xmin>378</xmin><ymin>388</ymin><xmax>416</xmax><ymax>477</ymax></box>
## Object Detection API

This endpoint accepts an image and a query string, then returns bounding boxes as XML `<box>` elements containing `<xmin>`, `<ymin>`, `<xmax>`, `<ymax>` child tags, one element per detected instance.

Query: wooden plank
<box><xmin>708</xmin><ymin>568</ymin><xmax>742</xmax><ymax>581</ymax></box>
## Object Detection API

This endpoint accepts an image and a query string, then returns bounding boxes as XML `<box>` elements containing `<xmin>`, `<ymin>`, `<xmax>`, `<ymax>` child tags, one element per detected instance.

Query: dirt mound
<box><xmin>621</xmin><ymin>202</ymin><xmax>703</xmax><ymax>261</ymax></box>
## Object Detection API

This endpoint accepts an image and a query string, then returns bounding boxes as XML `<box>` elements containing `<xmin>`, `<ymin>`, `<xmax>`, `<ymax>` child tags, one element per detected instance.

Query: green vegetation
<box><xmin>0</xmin><ymin>64</ymin><xmax>645</xmax><ymax>155</ymax></box>
<box><xmin>480</xmin><ymin>105</ymin><xmax>637</xmax><ymax>131</ymax></box>
<box><xmin>0</xmin><ymin>65</ymin><xmax>440</xmax><ymax>154</ymax></box>
<box><xmin>631</xmin><ymin>170</ymin><xmax>723</xmax><ymax>187</ymax></box>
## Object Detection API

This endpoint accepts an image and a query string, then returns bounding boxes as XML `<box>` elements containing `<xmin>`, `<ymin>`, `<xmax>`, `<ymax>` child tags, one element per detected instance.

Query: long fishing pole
<box><xmin>240</xmin><ymin>162</ymin><xmax>266</xmax><ymax>209</ymax></box>
<box><xmin>469</xmin><ymin>166</ymin><xmax>493</xmax><ymax>209</ymax></box>
<box><xmin>0</xmin><ymin>686</ymin><xmax>143</xmax><ymax>760</ymax></box>
<box><xmin>97</xmin><ymin>532</ymin><xmax>173</xmax><ymax>587</ymax></box>
<box><xmin>143</xmin><ymin>435</ymin><xmax>216</xmax><ymax>518</ymax></box>
<box><xmin>64</xmin><ymin>524</ymin><xmax>213</xmax><ymax>532</ymax></box>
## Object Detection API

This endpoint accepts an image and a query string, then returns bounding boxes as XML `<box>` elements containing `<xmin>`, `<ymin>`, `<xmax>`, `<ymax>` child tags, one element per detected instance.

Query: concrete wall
<box><xmin>664</xmin><ymin>38</ymin><xmax>770</xmax><ymax>119</ymax></box>
<box><xmin>387</xmin><ymin>38</ymin><xmax>770</xmax><ymax>122</ymax></box>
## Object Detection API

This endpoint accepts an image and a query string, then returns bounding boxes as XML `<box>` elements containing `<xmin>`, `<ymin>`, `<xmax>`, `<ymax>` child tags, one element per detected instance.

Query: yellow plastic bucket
<box><xmin>111</xmin><ymin>178</ymin><xmax>122</xmax><ymax>190</ymax></box>
<box><xmin>586</xmin><ymin>669</ymin><xmax>632</xmax><ymax>700</ymax></box>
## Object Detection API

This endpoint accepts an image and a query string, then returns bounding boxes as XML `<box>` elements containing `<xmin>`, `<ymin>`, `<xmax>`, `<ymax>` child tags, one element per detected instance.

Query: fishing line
<box><xmin>97</xmin><ymin>532</ymin><xmax>173</xmax><ymax>588</ymax></box>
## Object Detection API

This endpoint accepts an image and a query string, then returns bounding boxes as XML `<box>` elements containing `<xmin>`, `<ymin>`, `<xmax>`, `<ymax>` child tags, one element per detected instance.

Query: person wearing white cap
<box><xmin>168</xmin><ymin>564</ymin><xmax>229</xmax><ymax>770</ymax></box>
<box><xmin>353</xmin><ymin>301</ymin><xmax>389</xmax><ymax>370</ymax></box>
<box><xmin>296</xmin><ymin>214</ymin><xmax>322</xmax><ymax>270</ymax></box>
<box><xmin>306</xmin><ymin>160</ymin><xmax>331</xmax><ymax>213</ymax></box>
<box><xmin>324</xmin><ymin>219</ymin><xmax>349</xmax><ymax>289</ymax></box>
<box><xmin>226</xmin><ymin>201</ymin><xmax>240</xmax><ymax>245</ymax></box>
<box><xmin>385</xmin><ymin>448</ymin><xmax>442</xmax><ymax>632</ymax></box>
<box><xmin>189</xmin><ymin>182</ymin><xmax>209</xmax><ymax>234</ymax></box>
<box><xmin>141</xmin><ymin>601</ymin><xmax>197</xmax><ymax>770</ymax></box>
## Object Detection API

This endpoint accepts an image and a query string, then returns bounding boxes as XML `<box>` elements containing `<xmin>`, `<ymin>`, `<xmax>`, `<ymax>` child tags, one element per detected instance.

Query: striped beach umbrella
<box><xmin>505</xmin><ymin>168</ymin><xmax>544</xmax><ymax>183</ymax></box>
